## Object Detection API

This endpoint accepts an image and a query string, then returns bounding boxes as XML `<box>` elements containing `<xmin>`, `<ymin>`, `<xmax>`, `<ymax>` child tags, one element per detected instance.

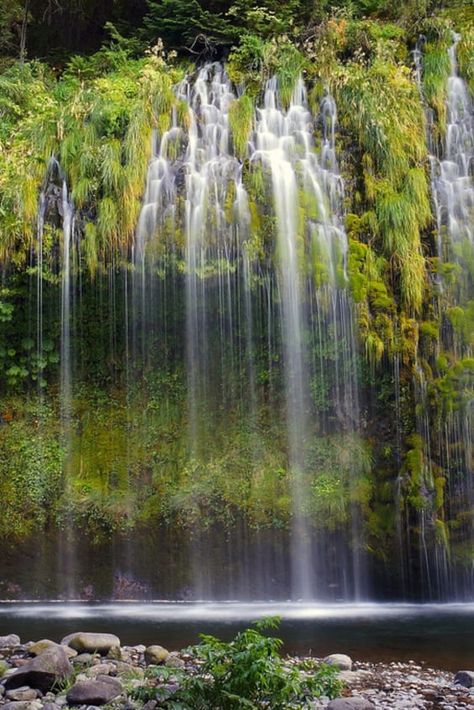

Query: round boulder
<box><xmin>66</xmin><ymin>676</ymin><xmax>122</xmax><ymax>706</ymax></box>
<box><xmin>0</xmin><ymin>635</ymin><xmax>20</xmax><ymax>649</ymax></box>
<box><xmin>2</xmin><ymin>702</ymin><xmax>42</xmax><ymax>710</ymax></box>
<box><xmin>454</xmin><ymin>670</ymin><xmax>474</xmax><ymax>688</ymax></box>
<box><xmin>61</xmin><ymin>632</ymin><xmax>120</xmax><ymax>655</ymax></box>
<box><xmin>29</xmin><ymin>640</ymin><xmax>76</xmax><ymax>659</ymax></box>
<box><xmin>5</xmin><ymin>687</ymin><xmax>38</xmax><ymax>701</ymax></box>
<box><xmin>165</xmin><ymin>653</ymin><xmax>185</xmax><ymax>669</ymax></box>
<box><xmin>324</xmin><ymin>654</ymin><xmax>353</xmax><ymax>671</ymax></box>
<box><xmin>145</xmin><ymin>645</ymin><xmax>170</xmax><ymax>665</ymax></box>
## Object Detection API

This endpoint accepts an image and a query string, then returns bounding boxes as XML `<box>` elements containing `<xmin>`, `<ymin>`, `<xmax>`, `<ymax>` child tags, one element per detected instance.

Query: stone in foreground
<box><xmin>327</xmin><ymin>698</ymin><xmax>375</xmax><ymax>709</ymax></box>
<box><xmin>61</xmin><ymin>632</ymin><xmax>120</xmax><ymax>655</ymax></box>
<box><xmin>5</xmin><ymin>687</ymin><xmax>38</xmax><ymax>701</ymax></box>
<box><xmin>3</xmin><ymin>646</ymin><xmax>72</xmax><ymax>692</ymax></box>
<box><xmin>66</xmin><ymin>676</ymin><xmax>122</xmax><ymax>705</ymax></box>
<box><xmin>454</xmin><ymin>671</ymin><xmax>474</xmax><ymax>688</ymax></box>
<box><xmin>145</xmin><ymin>645</ymin><xmax>169</xmax><ymax>665</ymax></box>
<box><xmin>29</xmin><ymin>640</ymin><xmax>76</xmax><ymax>659</ymax></box>
<box><xmin>0</xmin><ymin>635</ymin><xmax>20</xmax><ymax>649</ymax></box>
<box><xmin>324</xmin><ymin>654</ymin><xmax>353</xmax><ymax>671</ymax></box>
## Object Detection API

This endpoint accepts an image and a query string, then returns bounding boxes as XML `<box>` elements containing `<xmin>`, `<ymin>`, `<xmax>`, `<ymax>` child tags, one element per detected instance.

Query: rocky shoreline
<box><xmin>0</xmin><ymin>632</ymin><xmax>473</xmax><ymax>710</ymax></box>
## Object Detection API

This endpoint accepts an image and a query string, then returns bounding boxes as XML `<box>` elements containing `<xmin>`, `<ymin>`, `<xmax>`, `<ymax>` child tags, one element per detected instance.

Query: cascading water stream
<box><xmin>250</xmin><ymin>76</ymin><xmax>363</xmax><ymax>599</ymax></box>
<box><xmin>59</xmin><ymin>179</ymin><xmax>76</xmax><ymax>599</ymax></box>
<box><xmin>413</xmin><ymin>33</ymin><xmax>474</xmax><ymax>598</ymax></box>
<box><xmin>131</xmin><ymin>63</ymin><xmax>363</xmax><ymax>600</ymax></box>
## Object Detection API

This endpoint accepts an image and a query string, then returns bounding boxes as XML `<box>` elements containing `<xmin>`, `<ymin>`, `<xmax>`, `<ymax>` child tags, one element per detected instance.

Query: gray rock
<box><xmin>61</xmin><ymin>633</ymin><xmax>120</xmax><ymax>655</ymax></box>
<box><xmin>3</xmin><ymin>645</ymin><xmax>72</xmax><ymax>692</ymax></box>
<box><xmin>145</xmin><ymin>646</ymin><xmax>169</xmax><ymax>665</ymax></box>
<box><xmin>2</xmin><ymin>703</ymin><xmax>42</xmax><ymax>710</ymax></box>
<box><xmin>327</xmin><ymin>699</ymin><xmax>375</xmax><ymax>709</ymax></box>
<box><xmin>164</xmin><ymin>654</ymin><xmax>185</xmax><ymax>669</ymax></box>
<box><xmin>0</xmin><ymin>635</ymin><xmax>20</xmax><ymax>649</ymax></box>
<box><xmin>106</xmin><ymin>646</ymin><xmax>129</xmax><ymax>662</ymax></box>
<box><xmin>114</xmin><ymin>662</ymin><xmax>142</xmax><ymax>677</ymax></box>
<box><xmin>85</xmin><ymin>663</ymin><xmax>117</xmax><ymax>678</ymax></box>
<box><xmin>27</xmin><ymin>640</ymin><xmax>56</xmax><ymax>656</ymax></box>
<box><xmin>28</xmin><ymin>641</ymin><xmax>77</xmax><ymax>660</ymax></box>
<box><xmin>5</xmin><ymin>687</ymin><xmax>38</xmax><ymax>701</ymax></box>
<box><xmin>42</xmin><ymin>704</ymin><xmax>60</xmax><ymax>710</ymax></box>
<box><xmin>66</xmin><ymin>676</ymin><xmax>122</xmax><ymax>705</ymax></box>
<box><xmin>72</xmin><ymin>653</ymin><xmax>97</xmax><ymax>665</ymax></box>
<box><xmin>324</xmin><ymin>654</ymin><xmax>353</xmax><ymax>671</ymax></box>
<box><xmin>338</xmin><ymin>670</ymin><xmax>365</xmax><ymax>684</ymax></box>
<box><xmin>454</xmin><ymin>670</ymin><xmax>474</xmax><ymax>688</ymax></box>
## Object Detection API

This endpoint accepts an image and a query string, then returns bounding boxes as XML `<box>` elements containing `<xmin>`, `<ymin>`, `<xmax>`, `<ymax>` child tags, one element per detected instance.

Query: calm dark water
<box><xmin>0</xmin><ymin>602</ymin><xmax>473</xmax><ymax>671</ymax></box>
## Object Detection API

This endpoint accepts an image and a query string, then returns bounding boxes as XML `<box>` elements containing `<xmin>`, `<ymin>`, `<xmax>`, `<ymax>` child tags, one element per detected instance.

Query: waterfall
<box><xmin>59</xmin><ymin>179</ymin><xmax>76</xmax><ymax>599</ymax></box>
<box><xmin>128</xmin><ymin>63</ymin><xmax>363</xmax><ymax>600</ymax></box>
<box><xmin>439</xmin><ymin>35</ymin><xmax>474</xmax><ymax>255</ymax></box>
<box><xmin>414</xmin><ymin>34</ymin><xmax>474</xmax><ymax>598</ymax></box>
<box><xmin>250</xmin><ymin>76</ymin><xmax>362</xmax><ymax>598</ymax></box>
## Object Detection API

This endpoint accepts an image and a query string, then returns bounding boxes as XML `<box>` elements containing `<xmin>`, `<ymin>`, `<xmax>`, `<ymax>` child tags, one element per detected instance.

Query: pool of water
<box><xmin>0</xmin><ymin>602</ymin><xmax>472</xmax><ymax>671</ymax></box>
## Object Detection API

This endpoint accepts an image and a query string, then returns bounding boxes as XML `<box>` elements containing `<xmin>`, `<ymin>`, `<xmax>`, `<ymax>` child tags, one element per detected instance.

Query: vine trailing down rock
<box><xmin>0</xmin><ymin>2</ymin><xmax>472</xmax><ymax>602</ymax></box>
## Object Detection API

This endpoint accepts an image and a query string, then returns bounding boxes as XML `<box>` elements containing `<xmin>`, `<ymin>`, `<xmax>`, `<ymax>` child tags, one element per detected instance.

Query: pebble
<box><xmin>5</xmin><ymin>688</ymin><xmax>38</xmax><ymax>702</ymax></box>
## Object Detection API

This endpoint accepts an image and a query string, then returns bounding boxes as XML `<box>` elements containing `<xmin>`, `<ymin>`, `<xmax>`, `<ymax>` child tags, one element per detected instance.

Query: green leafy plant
<box><xmin>131</xmin><ymin>618</ymin><xmax>342</xmax><ymax>709</ymax></box>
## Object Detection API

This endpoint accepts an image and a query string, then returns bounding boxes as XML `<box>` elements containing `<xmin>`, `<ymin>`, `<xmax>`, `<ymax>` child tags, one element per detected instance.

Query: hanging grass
<box><xmin>229</xmin><ymin>94</ymin><xmax>254</xmax><ymax>160</ymax></box>
<box><xmin>97</xmin><ymin>196</ymin><xmax>120</xmax><ymax>244</ymax></box>
<box><xmin>399</xmin><ymin>248</ymin><xmax>426</xmax><ymax>315</ymax></box>
<box><xmin>0</xmin><ymin>42</ymin><xmax>180</xmax><ymax>270</ymax></box>
<box><xmin>101</xmin><ymin>139</ymin><xmax>123</xmax><ymax>194</ymax></box>
<box><xmin>82</xmin><ymin>221</ymin><xmax>99</xmax><ymax>276</ymax></box>
<box><xmin>72</xmin><ymin>176</ymin><xmax>96</xmax><ymax>208</ymax></box>
<box><xmin>422</xmin><ymin>40</ymin><xmax>451</xmax><ymax>132</ymax></box>
<box><xmin>457</xmin><ymin>30</ymin><xmax>474</xmax><ymax>95</ymax></box>
<box><xmin>274</xmin><ymin>43</ymin><xmax>305</xmax><ymax>109</ymax></box>
<box><xmin>335</xmin><ymin>57</ymin><xmax>431</xmax><ymax>314</ymax></box>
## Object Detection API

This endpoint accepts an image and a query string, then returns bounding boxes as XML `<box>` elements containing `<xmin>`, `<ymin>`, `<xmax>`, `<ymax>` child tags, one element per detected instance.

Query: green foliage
<box><xmin>132</xmin><ymin>618</ymin><xmax>342</xmax><ymax>708</ymax></box>
<box><xmin>0</xmin><ymin>0</ymin><xmax>24</xmax><ymax>56</ymax></box>
<box><xmin>142</xmin><ymin>0</ymin><xmax>237</xmax><ymax>50</ymax></box>
<box><xmin>0</xmin><ymin>42</ymin><xmax>181</xmax><ymax>267</ymax></box>
<box><xmin>0</xmin><ymin>397</ymin><xmax>63</xmax><ymax>539</ymax></box>
<box><xmin>458</xmin><ymin>29</ymin><xmax>474</xmax><ymax>95</ymax></box>
<box><xmin>335</xmin><ymin>57</ymin><xmax>430</xmax><ymax>313</ymax></box>
<box><xmin>422</xmin><ymin>39</ymin><xmax>451</xmax><ymax>132</ymax></box>
<box><xmin>229</xmin><ymin>94</ymin><xmax>253</xmax><ymax>159</ymax></box>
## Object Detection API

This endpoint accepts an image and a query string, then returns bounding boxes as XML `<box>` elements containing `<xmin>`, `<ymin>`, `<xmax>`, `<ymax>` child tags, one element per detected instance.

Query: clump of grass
<box><xmin>422</xmin><ymin>41</ymin><xmax>451</xmax><ymax>132</ymax></box>
<box><xmin>229</xmin><ymin>94</ymin><xmax>254</xmax><ymax>160</ymax></box>
<box><xmin>335</xmin><ymin>58</ymin><xmax>431</xmax><ymax>314</ymax></box>
<box><xmin>458</xmin><ymin>30</ymin><xmax>474</xmax><ymax>96</ymax></box>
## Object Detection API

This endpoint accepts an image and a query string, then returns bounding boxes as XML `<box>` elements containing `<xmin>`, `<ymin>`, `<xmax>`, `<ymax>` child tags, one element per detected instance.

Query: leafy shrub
<box><xmin>131</xmin><ymin>617</ymin><xmax>342</xmax><ymax>708</ymax></box>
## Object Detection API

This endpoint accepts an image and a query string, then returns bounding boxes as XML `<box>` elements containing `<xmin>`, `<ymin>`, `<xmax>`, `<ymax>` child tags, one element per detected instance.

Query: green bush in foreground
<box><xmin>131</xmin><ymin>617</ymin><xmax>342</xmax><ymax>709</ymax></box>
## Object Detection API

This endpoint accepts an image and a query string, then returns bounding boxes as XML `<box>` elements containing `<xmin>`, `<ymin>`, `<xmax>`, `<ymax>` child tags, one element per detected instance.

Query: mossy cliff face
<box><xmin>0</xmin><ymin>5</ymin><xmax>472</xmax><ymax>600</ymax></box>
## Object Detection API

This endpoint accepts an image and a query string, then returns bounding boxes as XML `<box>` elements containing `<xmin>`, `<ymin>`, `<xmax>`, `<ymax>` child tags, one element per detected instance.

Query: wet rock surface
<box><xmin>0</xmin><ymin>634</ymin><xmax>473</xmax><ymax>709</ymax></box>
